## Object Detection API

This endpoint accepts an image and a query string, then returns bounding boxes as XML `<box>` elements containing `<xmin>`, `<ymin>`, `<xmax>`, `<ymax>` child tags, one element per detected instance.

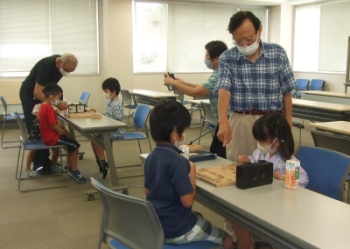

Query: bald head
<box><xmin>59</xmin><ymin>53</ymin><xmax>78</xmax><ymax>73</ymax></box>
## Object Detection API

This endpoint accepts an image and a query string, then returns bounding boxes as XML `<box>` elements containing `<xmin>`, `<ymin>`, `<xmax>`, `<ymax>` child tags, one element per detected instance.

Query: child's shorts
<box><xmin>164</xmin><ymin>215</ymin><xmax>227</xmax><ymax>245</ymax></box>
<box><xmin>55</xmin><ymin>135</ymin><xmax>80</xmax><ymax>153</ymax></box>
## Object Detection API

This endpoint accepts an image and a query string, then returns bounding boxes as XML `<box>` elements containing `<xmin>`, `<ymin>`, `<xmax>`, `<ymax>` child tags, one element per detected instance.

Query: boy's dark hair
<box><xmin>252</xmin><ymin>111</ymin><xmax>294</xmax><ymax>161</ymax></box>
<box><xmin>228</xmin><ymin>11</ymin><xmax>261</xmax><ymax>34</ymax></box>
<box><xmin>102</xmin><ymin>77</ymin><xmax>121</xmax><ymax>96</ymax></box>
<box><xmin>42</xmin><ymin>83</ymin><xmax>63</xmax><ymax>98</ymax></box>
<box><xmin>150</xmin><ymin>101</ymin><xmax>191</xmax><ymax>143</ymax></box>
<box><xmin>205</xmin><ymin>41</ymin><xmax>228</xmax><ymax>60</ymax></box>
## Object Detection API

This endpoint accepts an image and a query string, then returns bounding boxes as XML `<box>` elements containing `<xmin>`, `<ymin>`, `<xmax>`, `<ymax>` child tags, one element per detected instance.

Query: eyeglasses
<box><xmin>232</xmin><ymin>34</ymin><xmax>257</xmax><ymax>46</ymax></box>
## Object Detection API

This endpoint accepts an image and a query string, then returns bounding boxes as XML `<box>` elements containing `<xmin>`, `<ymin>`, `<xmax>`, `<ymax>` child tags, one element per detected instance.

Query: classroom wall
<box><xmin>0</xmin><ymin>0</ymin><xmax>347</xmax><ymax>114</ymax></box>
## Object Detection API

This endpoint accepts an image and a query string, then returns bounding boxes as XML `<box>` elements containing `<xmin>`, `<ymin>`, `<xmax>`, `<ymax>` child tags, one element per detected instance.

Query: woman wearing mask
<box><xmin>163</xmin><ymin>40</ymin><xmax>228</xmax><ymax>158</ymax></box>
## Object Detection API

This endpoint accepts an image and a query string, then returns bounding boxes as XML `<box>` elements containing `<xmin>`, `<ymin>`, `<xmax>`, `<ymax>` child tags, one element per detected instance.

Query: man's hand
<box><xmin>56</xmin><ymin>101</ymin><xmax>68</xmax><ymax>111</ymax></box>
<box><xmin>217</xmin><ymin>120</ymin><xmax>232</xmax><ymax>146</ymax></box>
<box><xmin>163</xmin><ymin>73</ymin><xmax>181</xmax><ymax>86</ymax></box>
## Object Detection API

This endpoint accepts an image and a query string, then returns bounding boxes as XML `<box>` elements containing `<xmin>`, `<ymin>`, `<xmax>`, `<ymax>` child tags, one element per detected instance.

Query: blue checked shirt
<box><xmin>105</xmin><ymin>97</ymin><xmax>124</xmax><ymax>139</ymax></box>
<box><xmin>214</xmin><ymin>42</ymin><xmax>296</xmax><ymax>111</ymax></box>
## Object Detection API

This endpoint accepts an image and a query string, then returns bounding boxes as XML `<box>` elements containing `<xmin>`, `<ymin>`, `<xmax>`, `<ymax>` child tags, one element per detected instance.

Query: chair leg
<box><xmin>147</xmin><ymin>138</ymin><xmax>152</xmax><ymax>151</ymax></box>
<box><xmin>15</xmin><ymin>145</ymin><xmax>22</xmax><ymax>180</ymax></box>
<box><xmin>18</xmin><ymin>145</ymin><xmax>26</xmax><ymax>192</ymax></box>
<box><xmin>1</xmin><ymin>117</ymin><xmax>20</xmax><ymax>149</ymax></box>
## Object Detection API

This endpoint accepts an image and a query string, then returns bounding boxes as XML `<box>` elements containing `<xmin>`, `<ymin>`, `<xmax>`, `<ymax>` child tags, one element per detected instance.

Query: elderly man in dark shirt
<box><xmin>19</xmin><ymin>53</ymin><xmax>78</xmax><ymax>174</ymax></box>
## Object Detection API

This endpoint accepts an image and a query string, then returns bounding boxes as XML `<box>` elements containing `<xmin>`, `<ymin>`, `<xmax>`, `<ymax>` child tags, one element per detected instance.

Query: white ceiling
<box><xmin>181</xmin><ymin>0</ymin><xmax>324</xmax><ymax>6</ymax></box>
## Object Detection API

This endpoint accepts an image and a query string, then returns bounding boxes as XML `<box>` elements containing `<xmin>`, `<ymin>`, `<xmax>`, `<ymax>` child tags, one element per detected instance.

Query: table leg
<box><xmin>102</xmin><ymin>132</ymin><xmax>119</xmax><ymax>186</ymax></box>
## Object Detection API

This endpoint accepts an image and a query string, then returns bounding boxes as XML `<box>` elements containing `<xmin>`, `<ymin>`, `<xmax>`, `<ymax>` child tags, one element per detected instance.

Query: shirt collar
<box><xmin>156</xmin><ymin>143</ymin><xmax>182</xmax><ymax>154</ymax></box>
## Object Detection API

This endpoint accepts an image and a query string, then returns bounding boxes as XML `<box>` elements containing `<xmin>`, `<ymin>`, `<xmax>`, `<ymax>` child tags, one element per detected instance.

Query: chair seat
<box><xmin>108</xmin><ymin>238</ymin><xmax>219</xmax><ymax>249</ymax></box>
<box><xmin>5</xmin><ymin>114</ymin><xmax>25</xmax><ymax>121</ymax></box>
<box><xmin>112</xmin><ymin>132</ymin><xmax>147</xmax><ymax>141</ymax></box>
<box><xmin>24</xmin><ymin>140</ymin><xmax>64</xmax><ymax>150</ymax></box>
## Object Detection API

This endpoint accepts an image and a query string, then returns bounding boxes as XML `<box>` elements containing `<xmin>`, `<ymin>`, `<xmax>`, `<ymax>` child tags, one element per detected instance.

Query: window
<box><xmin>0</xmin><ymin>0</ymin><xmax>99</xmax><ymax>77</ymax></box>
<box><xmin>133</xmin><ymin>1</ymin><xmax>267</xmax><ymax>73</ymax></box>
<box><xmin>294</xmin><ymin>1</ymin><xmax>350</xmax><ymax>73</ymax></box>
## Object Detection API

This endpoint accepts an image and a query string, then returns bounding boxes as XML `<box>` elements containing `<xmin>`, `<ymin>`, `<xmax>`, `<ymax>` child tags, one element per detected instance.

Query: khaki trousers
<box><xmin>226</xmin><ymin>112</ymin><xmax>262</xmax><ymax>162</ymax></box>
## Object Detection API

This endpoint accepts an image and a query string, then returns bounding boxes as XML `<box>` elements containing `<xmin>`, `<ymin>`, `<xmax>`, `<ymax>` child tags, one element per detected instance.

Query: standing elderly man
<box><xmin>19</xmin><ymin>53</ymin><xmax>78</xmax><ymax>174</ymax></box>
<box><xmin>215</xmin><ymin>11</ymin><xmax>295</xmax><ymax>163</ymax></box>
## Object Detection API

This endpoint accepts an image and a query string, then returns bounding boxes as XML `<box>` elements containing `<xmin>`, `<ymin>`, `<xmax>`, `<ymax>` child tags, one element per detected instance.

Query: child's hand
<box><xmin>237</xmin><ymin>155</ymin><xmax>250</xmax><ymax>163</ymax></box>
<box><xmin>273</xmin><ymin>171</ymin><xmax>285</xmax><ymax>180</ymax></box>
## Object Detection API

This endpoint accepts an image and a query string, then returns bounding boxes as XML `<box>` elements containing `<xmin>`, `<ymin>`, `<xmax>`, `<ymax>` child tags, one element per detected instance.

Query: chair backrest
<box><xmin>295</xmin><ymin>79</ymin><xmax>309</xmax><ymax>91</ymax></box>
<box><xmin>295</xmin><ymin>146</ymin><xmax>350</xmax><ymax>201</ymax></box>
<box><xmin>90</xmin><ymin>177</ymin><xmax>164</xmax><ymax>249</ymax></box>
<box><xmin>310</xmin><ymin>129</ymin><xmax>350</xmax><ymax>157</ymax></box>
<box><xmin>201</xmin><ymin>102</ymin><xmax>217</xmax><ymax>126</ymax></box>
<box><xmin>133</xmin><ymin>104</ymin><xmax>151</xmax><ymax>131</ymax></box>
<box><xmin>309</xmin><ymin>79</ymin><xmax>325</xmax><ymax>91</ymax></box>
<box><xmin>11</xmin><ymin>112</ymin><xmax>27</xmax><ymax>143</ymax></box>
<box><xmin>79</xmin><ymin>92</ymin><xmax>91</xmax><ymax>107</ymax></box>
<box><xmin>0</xmin><ymin>95</ymin><xmax>8</xmax><ymax>115</ymax></box>
<box><xmin>120</xmin><ymin>90</ymin><xmax>133</xmax><ymax>106</ymax></box>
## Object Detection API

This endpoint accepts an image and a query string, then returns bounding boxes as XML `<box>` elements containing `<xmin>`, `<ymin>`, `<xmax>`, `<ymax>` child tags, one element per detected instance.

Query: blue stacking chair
<box><xmin>0</xmin><ymin>95</ymin><xmax>25</xmax><ymax>148</ymax></box>
<box><xmin>295</xmin><ymin>146</ymin><xmax>350</xmax><ymax>202</ymax></box>
<box><xmin>309</xmin><ymin>79</ymin><xmax>325</xmax><ymax>91</ymax></box>
<box><xmin>90</xmin><ymin>177</ymin><xmax>218</xmax><ymax>249</ymax></box>
<box><xmin>120</xmin><ymin>90</ymin><xmax>137</xmax><ymax>127</ymax></box>
<box><xmin>291</xmin><ymin>79</ymin><xmax>309</xmax><ymax>99</ymax></box>
<box><xmin>111</xmin><ymin>104</ymin><xmax>152</xmax><ymax>176</ymax></box>
<box><xmin>11</xmin><ymin>112</ymin><xmax>69</xmax><ymax>192</ymax></box>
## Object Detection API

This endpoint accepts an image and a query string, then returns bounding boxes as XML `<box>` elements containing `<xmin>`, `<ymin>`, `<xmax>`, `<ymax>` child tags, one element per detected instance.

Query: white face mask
<box><xmin>59</xmin><ymin>67</ymin><xmax>69</xmax><ymax>76</ymax></box>
<box><xmin>103</xmin><ymin>92</ymin><xmax>111</xmax><ymax>100</ymax></box>
<box><xmin>257</xmin><ymin>138</ymin><xmax>277</xmax><ymax>154</ymax></box>
<box><xmin>236</xmin><ymin>38</ymin><xmax>260</xmax><ymax>56</ymax></box>
<box><xmin>50</xmin><ymin>99</ymin><xmax>59</xmax><ymax>106</ymax></box>
<box><xmin>173</xmin><ymin>133</ymin><xmax>186</xmax><ymax>148</ymax></box>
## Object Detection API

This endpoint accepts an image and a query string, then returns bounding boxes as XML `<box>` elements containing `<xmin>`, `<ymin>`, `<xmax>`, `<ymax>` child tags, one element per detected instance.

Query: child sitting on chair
<box><xmin>39</xmin><ymin>83</ymin><xmax>86</xmax><ymax>184</ymax></box>
<box><xmin>144</xmin><ymin>100</ymin><xmax>234</xmax><ymax>249</ymax></box>
<box><xmin>225</xmin><ymin>111</ymin><xmax>309</xmax><ymax>249</ymax></box>
<box><xmin>25</xmin><ymin>104</ymin><xmax>61</xmax><ymax>177</ymax></box>
<box><xmin>91</xmin><ymin>77</ymin><xmax>124</xmax><ymax>179</ymax></box>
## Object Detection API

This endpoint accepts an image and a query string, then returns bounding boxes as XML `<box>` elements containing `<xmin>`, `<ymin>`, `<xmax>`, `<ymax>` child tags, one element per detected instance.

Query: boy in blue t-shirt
<box><xmin>144</xmin><ymin>101</ymin><xmax>233</xmax><ymax>249</ymax></box>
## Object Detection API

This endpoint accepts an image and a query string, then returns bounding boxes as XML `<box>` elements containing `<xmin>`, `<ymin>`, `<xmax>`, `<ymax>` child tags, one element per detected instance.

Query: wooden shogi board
<box><xmin>196</xmin><ymin>164</ymin><xmax>237</xmax><ymax>187</ymax></box>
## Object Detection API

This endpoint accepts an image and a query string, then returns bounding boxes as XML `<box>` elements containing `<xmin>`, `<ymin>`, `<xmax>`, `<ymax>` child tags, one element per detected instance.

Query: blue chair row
<box><xmin>292</xmin><ymin>79</ymin><xmax>325</xmax><ymax>98</ymax></box>
<box><xmin>0</xmin><ymin>95</ymin><xmax>25</xmax><ymax>149</ymax></box>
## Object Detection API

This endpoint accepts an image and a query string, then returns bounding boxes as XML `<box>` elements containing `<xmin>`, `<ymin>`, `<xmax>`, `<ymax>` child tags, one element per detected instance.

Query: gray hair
<box><xmin>61</xmin><ymin>53</ymin><xmax>78</xmax><ymax>66</ymax></box>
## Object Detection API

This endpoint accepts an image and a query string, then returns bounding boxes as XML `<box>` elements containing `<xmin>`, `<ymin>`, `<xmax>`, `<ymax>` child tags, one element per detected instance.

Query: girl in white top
<box><xmin>237</xmin><ymin>111</ymin><xmax>309</xmax><ymax>186</ymax></box>
<box><xmin>227</xmin><ymin>111</ymin><xmax>309</xmax><ymax>249</ymax></box>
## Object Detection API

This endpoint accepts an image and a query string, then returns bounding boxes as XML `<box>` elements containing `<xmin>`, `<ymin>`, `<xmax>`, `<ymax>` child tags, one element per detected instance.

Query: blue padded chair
<box><xmin>295</xmin><ymin>146</ymin><xmax>350</xmax><ymax>202</ymax></box>
<box><xmin>120</xmin><ymin>90</ymin><xmax>137</xmax><ymax>127</ymax></box>
<box><xmin>90</xmin><ymin>177</ymin><xmax>218</xmax><ymax>249</ymax></box>
<box><xmin>309</xmin><ymin>79</ymin><xmax>325</xmax><ymax>91</ymax></box>
<box><xmin>78</xmin><ymin>92</ymin><xmax>91</xmax><ymax>107</ymax></box>
<box><xmin>11</xmin><ymin>112</ymin><xmax>69</xmax><ymax>192</ymax></box>
<box><xmin>0</xmin><ymin>95</ymin><xmax>25</xmax><ymax>148</ymax></box>
<box><xmin>111</xmin><ymin>104</ymin><xmax>152</xmax><ymax>175</ymax></box>
<box><xmin>291</xmin><ymin>79</ymin><xmax>309</xmax><ymax>99</ymax></box>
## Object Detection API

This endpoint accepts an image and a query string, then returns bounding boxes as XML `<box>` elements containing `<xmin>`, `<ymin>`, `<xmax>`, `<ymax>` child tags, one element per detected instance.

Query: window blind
<box><xmin>0</xmin><ymin>0</ymin><xmax>99</xmax><ymax>77</ymax></box>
